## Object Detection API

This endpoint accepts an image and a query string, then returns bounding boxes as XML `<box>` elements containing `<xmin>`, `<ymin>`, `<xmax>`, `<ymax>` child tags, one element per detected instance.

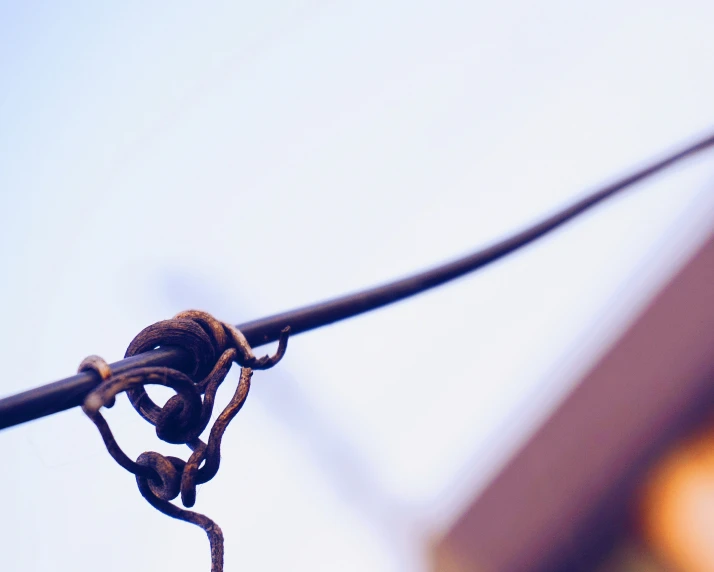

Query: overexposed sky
<box><xmin>1</xmin><ymin>2</ymin><xmax>714</xmax><ymax>571</ymax></box>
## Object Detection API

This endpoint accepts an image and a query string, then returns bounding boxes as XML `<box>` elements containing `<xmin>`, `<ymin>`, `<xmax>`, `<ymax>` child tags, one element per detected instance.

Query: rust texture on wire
<box><xmin>79</xmin><ymin>310</ymin><xmax>290</xmax><ymax>572</ymax></box>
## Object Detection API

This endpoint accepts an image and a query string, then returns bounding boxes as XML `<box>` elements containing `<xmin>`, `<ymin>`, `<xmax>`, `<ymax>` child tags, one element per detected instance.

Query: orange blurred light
<box><xmin>639</xmin><ymin>426</ymin><xmax>714</xmax><ymax>571</ymax></box>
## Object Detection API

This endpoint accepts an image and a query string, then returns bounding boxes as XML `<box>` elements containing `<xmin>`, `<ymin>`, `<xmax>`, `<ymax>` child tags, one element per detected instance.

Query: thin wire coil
<box><xmin>80</xmin><ymin>310</ymin><xmax>290</xmax><ymax>572</ymax></box>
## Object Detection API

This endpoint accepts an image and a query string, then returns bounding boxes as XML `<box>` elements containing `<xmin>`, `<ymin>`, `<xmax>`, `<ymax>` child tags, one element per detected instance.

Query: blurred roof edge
<box><xmin>431</xmin><ymin>211</ymin><xmax>714</xmax><ymax>572</ymax></box>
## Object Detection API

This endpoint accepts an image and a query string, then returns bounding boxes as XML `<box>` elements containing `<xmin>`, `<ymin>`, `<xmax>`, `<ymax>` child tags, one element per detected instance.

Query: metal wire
<box><xmin>79</xmin><ymin>310</ymin><xmax>290</xmax><ymax>571</ymax></box>
<box><xmin>1</xmin><ymin>130</ymin><xmax>714</xmax><ymax>431</ymax></box>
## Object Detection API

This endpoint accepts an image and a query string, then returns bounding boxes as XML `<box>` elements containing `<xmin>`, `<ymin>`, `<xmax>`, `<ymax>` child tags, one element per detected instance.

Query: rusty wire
<box><xmin>79</xmin><ymin>310</ymin><xmax>290</xmax><ymax>572</ymax></box>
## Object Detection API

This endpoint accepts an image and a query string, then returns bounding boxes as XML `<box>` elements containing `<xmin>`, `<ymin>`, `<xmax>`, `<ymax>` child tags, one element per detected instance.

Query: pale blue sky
<box><xmin>1</xmin><ymin>2</ymin><xmax>714</xmax><ymax>570</ymax></box>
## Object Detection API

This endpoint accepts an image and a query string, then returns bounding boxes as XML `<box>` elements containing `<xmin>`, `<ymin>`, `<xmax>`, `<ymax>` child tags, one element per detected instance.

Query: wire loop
<box><xmin>80</xmin><ymin>311</ymin><xmax>290</xmax><ymax>572</ymax></box>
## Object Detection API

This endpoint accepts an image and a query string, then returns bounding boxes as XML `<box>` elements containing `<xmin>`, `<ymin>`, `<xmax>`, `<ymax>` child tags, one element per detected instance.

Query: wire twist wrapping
<box><xmin>79</xmin><ymin>310</ymin><xmax>290</xmax><ymax>572</ymax></box>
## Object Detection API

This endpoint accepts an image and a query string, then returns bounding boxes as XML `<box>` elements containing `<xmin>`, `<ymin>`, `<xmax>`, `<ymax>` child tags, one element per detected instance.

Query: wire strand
<box><xmin>1</xmin><ymin>130</ymin><xmax>713</xmax><ymax>430</ymax></box>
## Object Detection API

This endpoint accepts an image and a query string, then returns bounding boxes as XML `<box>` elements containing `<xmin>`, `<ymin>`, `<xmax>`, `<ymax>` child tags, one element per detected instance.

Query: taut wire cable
<box><xmin>1</xmin><ymin>130</ymin><xmax>714</xmax><ymax>431</ymax></box>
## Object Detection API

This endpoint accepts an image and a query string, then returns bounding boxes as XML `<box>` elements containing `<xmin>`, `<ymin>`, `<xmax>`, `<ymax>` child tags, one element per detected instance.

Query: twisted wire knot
<box><xmin>80</xmin><ymin>311</ymin><xmax>290</xmax><ymax>572</ymax></box>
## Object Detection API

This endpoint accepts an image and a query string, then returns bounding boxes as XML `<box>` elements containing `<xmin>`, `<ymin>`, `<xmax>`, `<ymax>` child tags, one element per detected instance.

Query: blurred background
<box><xmin>1</xmin><ymin>1</ymin><xmax>714</xmax><ymax>570</ymax></box>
